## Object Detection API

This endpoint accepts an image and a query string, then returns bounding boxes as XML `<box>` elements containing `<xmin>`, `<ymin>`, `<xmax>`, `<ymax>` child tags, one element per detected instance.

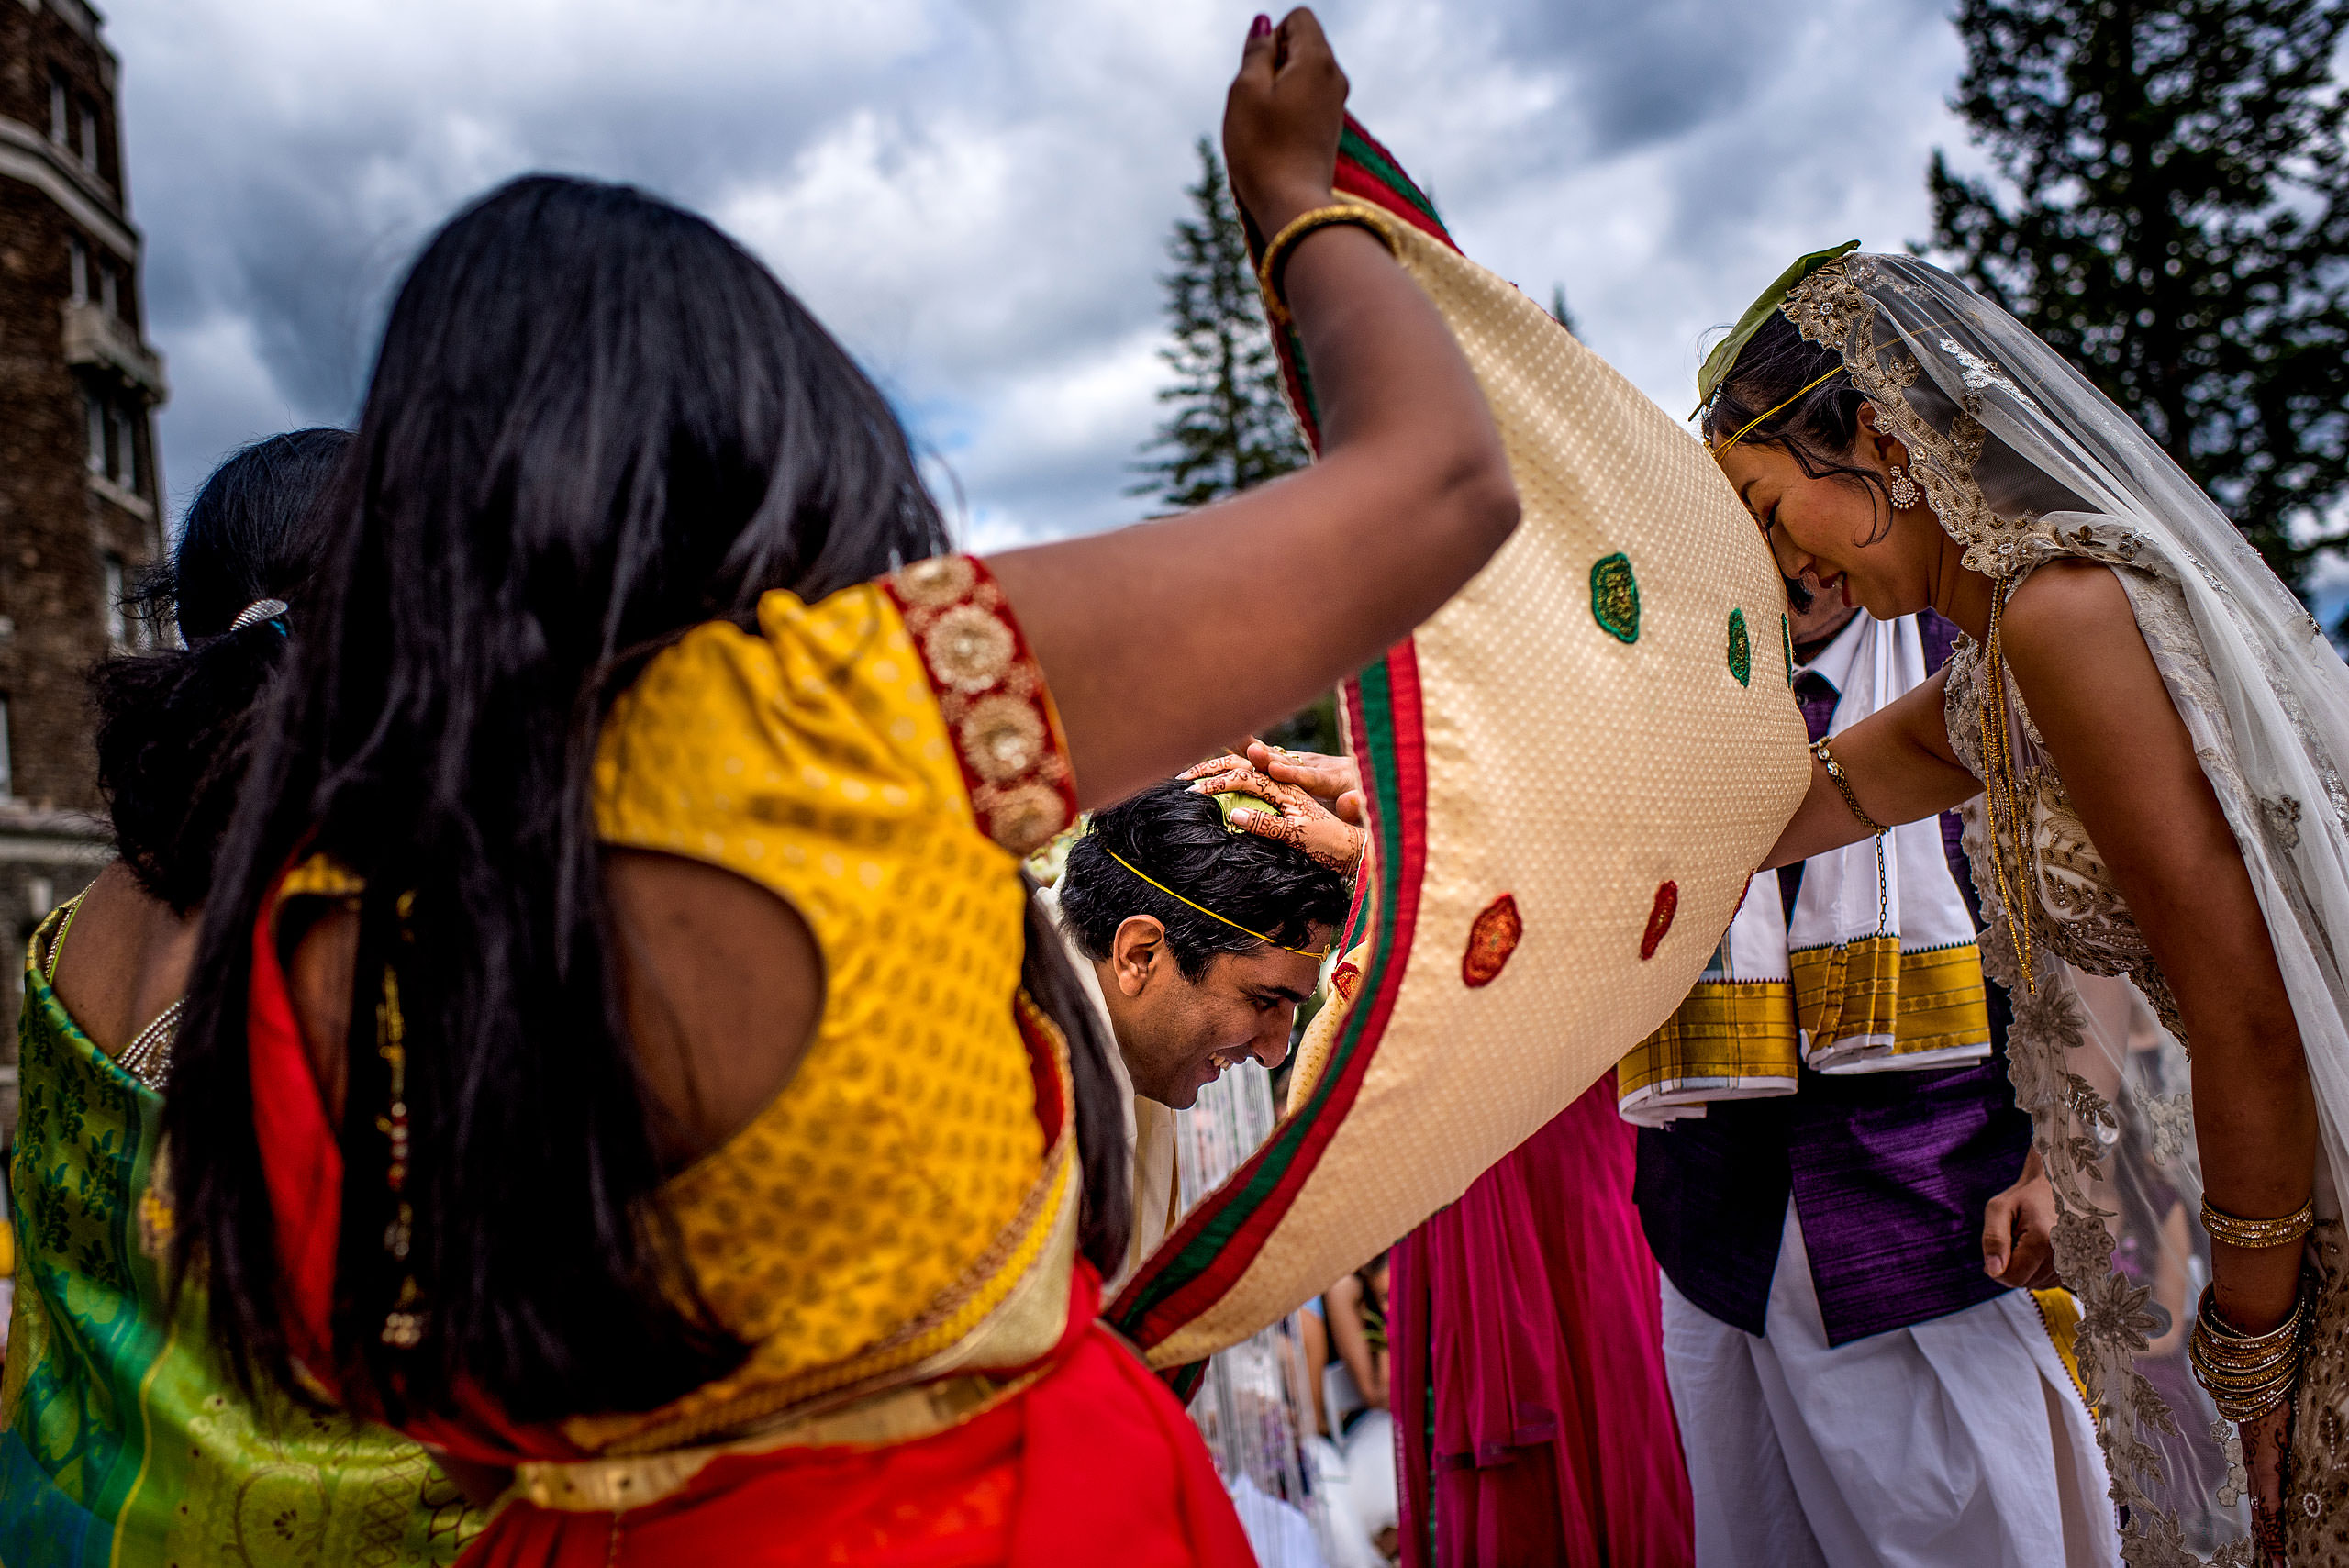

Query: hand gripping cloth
<box><xmin>1106</xmin><ymin>119</ymin><xmax>1811</xmax><ymax>1382</ymax></box>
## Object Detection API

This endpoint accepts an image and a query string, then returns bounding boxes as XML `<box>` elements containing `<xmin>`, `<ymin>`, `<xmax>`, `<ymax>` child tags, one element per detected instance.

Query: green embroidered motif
<box><xmin>1589</xmin><ymin>553</ymin><xmax>1640</xmax><ymax>644</ymax></box>
<box><xmin>1783</xmin><ymin>612</ymin><xmax>1796</xmax><ymax>686</ymax></box>
<box><xmin>1727</xmin><ymin>608</ymin><xmax>1753</xmax><ymax>686</ymax></box>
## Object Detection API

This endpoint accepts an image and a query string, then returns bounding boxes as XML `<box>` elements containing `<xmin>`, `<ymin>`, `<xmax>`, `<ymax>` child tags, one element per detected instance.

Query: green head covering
<box><xmin>1690</xmin><ymin>240</ymin><xmax>1860</xmax><ymax>418</ymax></box>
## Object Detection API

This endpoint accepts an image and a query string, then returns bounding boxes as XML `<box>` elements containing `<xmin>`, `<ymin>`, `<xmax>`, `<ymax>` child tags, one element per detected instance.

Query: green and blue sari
<box><xmin>0</xmin><ymin>907</ymin><xmax>482</xmax><ymax>1567</ymax></box>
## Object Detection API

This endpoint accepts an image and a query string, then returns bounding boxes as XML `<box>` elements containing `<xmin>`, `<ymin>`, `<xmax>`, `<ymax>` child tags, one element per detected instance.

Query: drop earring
<box><xmin>1887</xmin><ymin>463</ymin><xmax>1921</xmax><ymax>509</ymax></box>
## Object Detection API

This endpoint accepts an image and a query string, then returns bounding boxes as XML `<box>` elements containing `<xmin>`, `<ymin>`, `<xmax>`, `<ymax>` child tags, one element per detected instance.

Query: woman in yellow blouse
<box><xmin>159</xmin><ymin>11</ymin><xmax>1516</xmax><ymax>1566</ymax></box>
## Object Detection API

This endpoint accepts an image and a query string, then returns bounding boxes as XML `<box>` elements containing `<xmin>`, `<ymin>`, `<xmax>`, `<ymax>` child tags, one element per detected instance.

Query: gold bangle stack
<box><xmin>1811</xmin><ymin>737</ymin><xmax>1887</xmax><ymax>836</ymax></box>
<box><xmin>2200</xmin><ymin>1195</ymin><xmax>2315</xmax><ymax>1251</ymax></box>
<box><xmin>1257</xmin><ymin>204</ymin><xmax>1401</xmax><ymax>327</ymax></box>
<box><xmin>2188</xmin><ymin>1275</ymin><xmax>2312</xmax><ymax>1422</ymax></box>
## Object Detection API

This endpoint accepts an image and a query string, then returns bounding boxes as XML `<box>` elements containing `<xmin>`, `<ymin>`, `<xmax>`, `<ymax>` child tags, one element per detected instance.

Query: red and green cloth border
<box><xmin>1256</xmin><ymin>120</ymin><xmax>1458</xmax><ymax>454</ymax></box>
<box><xmin>1104</xmin><ymin>118</ymin><xmax>1446</xmax><ymax>1391</ymax></box>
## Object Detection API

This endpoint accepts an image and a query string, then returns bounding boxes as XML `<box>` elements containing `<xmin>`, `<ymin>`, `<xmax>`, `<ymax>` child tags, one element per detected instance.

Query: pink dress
<box><xmin>1390</xmin><ymin>1072</ymin><xmax>1694</xmax><ymax>1567</ymax></box>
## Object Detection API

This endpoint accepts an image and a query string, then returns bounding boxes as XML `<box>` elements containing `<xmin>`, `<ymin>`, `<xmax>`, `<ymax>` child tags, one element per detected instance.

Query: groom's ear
<box><xmin>1110</xmin><ymin>915</ymin><xmax>1170</xmax><ymax>996</ymax></box>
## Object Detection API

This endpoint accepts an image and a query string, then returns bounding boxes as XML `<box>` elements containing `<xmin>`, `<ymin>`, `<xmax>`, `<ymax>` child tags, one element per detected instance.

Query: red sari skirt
<box><xmin>462</xmin><ymin>1290</ymin><xmax>1257</xmax><ymax>1568</ymax></box>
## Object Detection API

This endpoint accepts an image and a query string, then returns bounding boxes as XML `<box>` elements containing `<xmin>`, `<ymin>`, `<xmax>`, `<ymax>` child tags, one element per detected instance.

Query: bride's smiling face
<box><xmin>1711</xmin><ymin>405</ymin><xmax>1944</xmax><ymax>619</ymax></box>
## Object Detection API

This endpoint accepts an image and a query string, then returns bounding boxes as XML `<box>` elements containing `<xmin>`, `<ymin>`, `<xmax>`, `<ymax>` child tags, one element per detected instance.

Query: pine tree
<box><xmin>1928</xmin><ymin>0</ymin><xmax>2349</xmax><ymax>595</ymax></box>
<box><xmin>1132</xmin><ymin>139</ymin><xmax>1308</xmax><ymax>510</ymax></box>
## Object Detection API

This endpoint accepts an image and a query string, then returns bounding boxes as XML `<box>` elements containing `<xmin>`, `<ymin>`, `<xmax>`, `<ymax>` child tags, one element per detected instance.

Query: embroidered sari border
<box><xmin>1264</xmin><ymin>117</ymin><xmax>1451</xmax><ymax>457</ymax></box>
<box><xmin>1332</xmin><ymin>123</ymin><xmax>1453</xmax><ymax>248</ymax></box>
<box><xmin>1108</xmin><ymin>642</ymin><xmax>1427</xmax><ymax>1348</ymax></box>
<box><xmin>1108</xmin><ymin>125</ymin><xmax>1454</xmax><ymax>1362</ymax></box>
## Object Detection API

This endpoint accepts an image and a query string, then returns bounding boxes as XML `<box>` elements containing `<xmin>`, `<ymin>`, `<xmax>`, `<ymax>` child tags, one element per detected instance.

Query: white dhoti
<box><xmin>1661</xmin><ymin>1204</ymin><xmax>2117</xmax><ymax>1568</ymax></box>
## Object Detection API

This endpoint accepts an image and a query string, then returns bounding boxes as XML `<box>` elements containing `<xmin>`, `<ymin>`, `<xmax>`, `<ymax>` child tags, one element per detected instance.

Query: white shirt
<box><xmin>1030</xmin><ymin>884</ymin><xmax>1180</xmax><ymax>1296</ymax></box>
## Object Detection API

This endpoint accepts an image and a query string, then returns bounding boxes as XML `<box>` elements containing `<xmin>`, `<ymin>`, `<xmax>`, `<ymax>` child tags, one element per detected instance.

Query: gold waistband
<box><xmin>1790</xmin><ymin>939</ymin><xmax>1989</xmax><ymax>1056</ymax></box>
<box><xmin>510</xmin><ymin>1360</ymin><xmax>1052</xmax><ymax>1514</ymax></box>
<box><xmin>1619</xmin><ymin>980</ymin><xmax>1798</xmax><ymax>1092</ymax></box>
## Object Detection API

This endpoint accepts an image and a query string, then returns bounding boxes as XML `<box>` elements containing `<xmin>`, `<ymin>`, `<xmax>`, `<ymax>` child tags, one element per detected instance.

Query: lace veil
<box><xmin>1778</xmin><ymin>253</ymin><xmax>2349</xmax><ymax>1562</ymax></box>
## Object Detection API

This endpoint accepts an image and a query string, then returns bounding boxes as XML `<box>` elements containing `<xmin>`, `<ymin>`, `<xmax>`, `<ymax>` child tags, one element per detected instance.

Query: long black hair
<box><xmin>91</xmin><ymin>428</ymin><xmax>348</xmax><ymax>913</ymax></box>
<box><xmin>165</xmin><ymin>174</ymin><xmax>1128</xmax><ymax>1423</ymax></box>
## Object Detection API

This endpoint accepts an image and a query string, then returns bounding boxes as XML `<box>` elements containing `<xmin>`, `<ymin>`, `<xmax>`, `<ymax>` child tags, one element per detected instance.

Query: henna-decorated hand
<box><xmin>1180</xmin><ymin>749</ymin><xmax>1364</xmax><ymax>875</ymax></box>
<box><xmin>1243</xmin><ymin>739</ymin><xmax>1365</xmax><ymax>827</ymax></box>
<box><xmin>2243</xmin><ymin>1403</ymin><xmax>2293</xmax><ymax>1566</ymax></box>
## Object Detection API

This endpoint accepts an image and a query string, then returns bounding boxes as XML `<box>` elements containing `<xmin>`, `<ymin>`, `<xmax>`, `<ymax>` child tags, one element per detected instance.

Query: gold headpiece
<box><xmin>1708</xmin><ymin>366</ymin><xmax>1847</xmax><ymax>457</ymax></box>
<box><xmin>1097</xmin><ymin>843</ymin><xmax>1329</xmax><ymax>959</ymax></box>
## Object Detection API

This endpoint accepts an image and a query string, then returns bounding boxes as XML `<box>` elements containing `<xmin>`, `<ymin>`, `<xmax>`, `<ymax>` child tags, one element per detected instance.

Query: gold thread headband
<box><xmin>1708</xmin><ymin>365</ymin><xmax>1846</xmax><ymax>457</ymax></box>
<box><xmin>1098</xmin><ymin>844</ymin><xmax>1329</xmax><ymax>959</ymax></box>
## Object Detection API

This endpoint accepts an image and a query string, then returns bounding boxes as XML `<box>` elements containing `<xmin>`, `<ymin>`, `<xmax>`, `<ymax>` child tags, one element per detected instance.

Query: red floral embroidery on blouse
<box><xmin>881</xmin><ymin>555</ymin><xmax>1078</xmax><ymax>856</ymax></box>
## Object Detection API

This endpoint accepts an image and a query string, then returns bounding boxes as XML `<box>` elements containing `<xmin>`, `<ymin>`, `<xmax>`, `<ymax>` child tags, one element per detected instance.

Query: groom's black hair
<box><xmin>1059</xmin><ymin>779</ymin><xmax>1349</xmax><ymax>980</ymax></box>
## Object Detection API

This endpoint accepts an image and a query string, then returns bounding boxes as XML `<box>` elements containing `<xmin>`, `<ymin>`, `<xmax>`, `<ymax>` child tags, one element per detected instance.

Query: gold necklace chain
<box><xmin>1977</xmin><ymin>579</ymin><xmax>2038</xmax><ymax>997</ymax></box>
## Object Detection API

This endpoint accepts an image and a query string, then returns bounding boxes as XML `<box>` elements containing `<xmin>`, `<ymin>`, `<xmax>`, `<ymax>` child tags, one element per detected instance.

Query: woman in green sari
<box><xmin>0</xmin><ymin>429</ymin><xmax>482</xmax><ymax>1567</ymax></box>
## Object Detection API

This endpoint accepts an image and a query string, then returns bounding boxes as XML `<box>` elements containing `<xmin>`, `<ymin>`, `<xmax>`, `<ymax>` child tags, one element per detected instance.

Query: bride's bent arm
<box><xmin>1761</xmin><ymin>668</ymin><xmax>1980</xmax><ymax>870</ymax></box>
<box><xmin>2002</xmin><ymin>562</ymin><xmax>2318</xmax><ymax>1340</ymax></box>
<box><xmin>986</xmin><ymin>10</ymin><xmax>1518</xmax><ymax>810</ymax></box>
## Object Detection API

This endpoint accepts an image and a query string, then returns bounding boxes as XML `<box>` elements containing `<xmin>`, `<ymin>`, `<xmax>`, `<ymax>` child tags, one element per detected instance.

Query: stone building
<box><xmin>0</xmin><ymin>0</ymin><xmax>167</xmax><ymax>1140</ymax></box>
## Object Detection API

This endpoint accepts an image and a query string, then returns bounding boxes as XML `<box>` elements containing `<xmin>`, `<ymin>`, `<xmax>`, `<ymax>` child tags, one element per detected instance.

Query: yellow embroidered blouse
<box><xmin>580</xmin><ymin>554</ymin><xmax>1079</xmax><ymax>1452</ymax></box>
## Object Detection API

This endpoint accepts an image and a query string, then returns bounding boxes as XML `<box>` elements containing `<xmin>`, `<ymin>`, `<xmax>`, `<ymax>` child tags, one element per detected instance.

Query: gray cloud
<box><xmin>106</xmin><ymin>0</ymin><xmax>1981</xmax><ymax>551</ymax></box>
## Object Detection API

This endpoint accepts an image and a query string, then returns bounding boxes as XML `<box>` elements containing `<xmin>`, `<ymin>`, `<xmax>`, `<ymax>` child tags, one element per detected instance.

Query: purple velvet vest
<box><xmin>1632</xmin><ymin>611</ymin><xmax>2032</xmax><ymax>1344</ymax></box>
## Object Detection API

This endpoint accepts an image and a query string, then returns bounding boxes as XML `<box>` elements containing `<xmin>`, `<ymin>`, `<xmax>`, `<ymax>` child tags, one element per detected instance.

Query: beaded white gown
<box><xmin>1782</xmin><ymin>253</ymin><xmax>2349</xmax><ymax>1566</ymax></box>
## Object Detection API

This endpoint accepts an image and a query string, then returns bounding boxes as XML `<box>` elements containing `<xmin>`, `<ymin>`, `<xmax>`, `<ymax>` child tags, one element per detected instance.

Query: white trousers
<box><xmin>1661</xmin><ymin>1203</ymin><xmax>2118</xmax><ymax>1568</ymax></box>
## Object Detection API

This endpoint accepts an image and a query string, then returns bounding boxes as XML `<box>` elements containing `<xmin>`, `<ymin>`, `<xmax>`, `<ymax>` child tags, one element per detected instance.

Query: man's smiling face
<box><xmin>1098</xmin><ymin>919</ymin><xmax>1324</xmax><ymax>1109</ymax></box>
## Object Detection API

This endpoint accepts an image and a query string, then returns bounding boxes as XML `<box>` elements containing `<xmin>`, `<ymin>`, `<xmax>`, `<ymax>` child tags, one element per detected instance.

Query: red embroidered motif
<box><xmin>1330</xmin><ymin>962</ymin><xmax>1362</xmax><ymax>1002</ymax></box>
<box><xmin>1640</xmin><ymin>881</ymin><xmax>1679</xmax><ymax>960</ymax></box>
<box><xmin>881</xmin><ymin>556</ymin><xmax>1078</xmax><ymax>856</ymax></box>
<box><xmin>1462</xmin><ymin>895</ymin><xmax>1522</xmax><ymax>988</ymax></box>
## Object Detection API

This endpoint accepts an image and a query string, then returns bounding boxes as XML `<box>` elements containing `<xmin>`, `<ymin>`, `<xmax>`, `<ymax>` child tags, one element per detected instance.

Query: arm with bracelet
<box><xmin>1707</xmin><ymin>241</ymin><xmax>2327</xmax><ymax>1557</ymax></box>
<box><xmin>989</xmin><ymin>7</ymin><xmax>1519</xmax><ymax>812</ymax></box>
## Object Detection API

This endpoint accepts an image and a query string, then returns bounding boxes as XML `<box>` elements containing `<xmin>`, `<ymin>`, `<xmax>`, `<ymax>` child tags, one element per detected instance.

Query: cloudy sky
<box><xmin>105</xmin><ymin>0</ymin><xmax>1982</xmax><ymax>553</ymax></box>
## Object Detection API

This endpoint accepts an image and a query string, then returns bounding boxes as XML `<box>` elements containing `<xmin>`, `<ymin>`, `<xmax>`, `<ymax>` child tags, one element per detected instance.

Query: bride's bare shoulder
<box><xmin>1999</xmin><ymin>557</ymin><xmax>2176</xmax><ymax>728</ymax></box>
<box><xmin>2000</xmin><ymin>558</ymin><xmax>2137</xmax><ymax>656</ymax></box>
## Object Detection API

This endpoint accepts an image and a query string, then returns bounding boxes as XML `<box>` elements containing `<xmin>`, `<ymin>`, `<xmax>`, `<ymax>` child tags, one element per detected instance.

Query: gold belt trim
<box><xmin>1618</xmin><ymin>980</ymin><xmax>1798</xmax><ymax>1092</ymax></box>
<box><xmin>2031</xmin><ymin>1288</ymin><xmax>2089</xmax><ymax>1407</ymax></box>
<box><xmin>1790</xmin><ymin>940</ymin><xmax>1989</xmax><ymax>1057</ymax></box>
<box><xmin>511</xmin><ymin>1361</ymin><xmax>1052</xmax><ymax>1514</ymax></box>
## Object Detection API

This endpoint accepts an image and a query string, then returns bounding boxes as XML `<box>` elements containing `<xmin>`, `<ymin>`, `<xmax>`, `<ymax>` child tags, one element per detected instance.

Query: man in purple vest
<box><xmin>1634</xmin><ymin>592</ymin><xmax>2118</xmax><ymax>1567</ymax></box>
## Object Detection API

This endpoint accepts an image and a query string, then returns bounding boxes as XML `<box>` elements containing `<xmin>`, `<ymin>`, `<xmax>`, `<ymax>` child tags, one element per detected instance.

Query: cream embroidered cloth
<box><xmin>1107</xmin><ymin>128</ymin><xmax>1810</xmax><ymax>1372</ymax></box>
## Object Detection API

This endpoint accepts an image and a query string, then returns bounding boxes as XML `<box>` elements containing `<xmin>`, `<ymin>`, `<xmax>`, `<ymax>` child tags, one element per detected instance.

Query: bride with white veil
<box><xmin>1700</xmin><ymin>246</ymin><xmax>2349</xmax><ymax>1566</ymax></box>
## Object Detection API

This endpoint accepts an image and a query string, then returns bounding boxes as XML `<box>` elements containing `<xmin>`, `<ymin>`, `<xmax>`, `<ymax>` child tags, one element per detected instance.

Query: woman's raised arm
<box><xmin>986</xmin><ymin>9</ymin><xmax>1518</xmax><ymax>809</ymax></box>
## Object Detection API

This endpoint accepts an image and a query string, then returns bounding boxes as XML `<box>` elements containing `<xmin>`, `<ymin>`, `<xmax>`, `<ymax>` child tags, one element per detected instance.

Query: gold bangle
<box><xmin>2194</xmin><ymin>1279</ymin><xmax>2309</xmax><ymax>1352</ymax></box>
<box><xmin>1257</xmin><ymin>204</ymin><xmax>1400</xmax><ymax>327</ymax></box>
<box><xmin>1811</xmin><ymin>737</ymin><xmax>1887</xmax><ymax>836</ymax></box>
<box><xmin>2189</xmin><ymin>1277</ymin><xmax>2313</xmax><ymax>1421</ymax></box>
<box><xmin>2195</xmin><ymin>1363</ymin><xmax>2302</xmax><ymax>1422</ymax></box>
<box><xmin>2200</xmin><ymin>1195</ymin><xmax>2315</xmax><ymax>1251</ymax></box>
